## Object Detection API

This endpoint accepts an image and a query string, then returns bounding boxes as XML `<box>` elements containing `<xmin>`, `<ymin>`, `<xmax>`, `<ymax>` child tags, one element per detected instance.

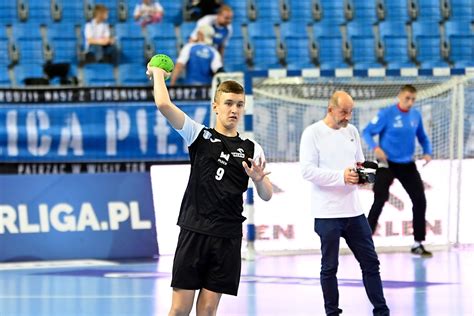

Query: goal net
<box><xmin>252</xmin><ymin>76</ymin><xmax>470</xmax><ymax>162</ymax></box>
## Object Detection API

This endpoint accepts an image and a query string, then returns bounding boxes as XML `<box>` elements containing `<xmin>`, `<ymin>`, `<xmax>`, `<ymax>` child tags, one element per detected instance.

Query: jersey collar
<box><xmin>397</xmin><ymin>103</ymin><xmax>409</xmax><ymax>113</ymax></box>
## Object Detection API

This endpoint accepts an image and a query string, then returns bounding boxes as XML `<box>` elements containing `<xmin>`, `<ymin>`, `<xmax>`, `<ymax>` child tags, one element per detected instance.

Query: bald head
<box><xmin>328</xmin><ymin>91</ymin><xmax>354</xmax><ymax>109</ymax></box>
<box><xmin>325</xmin><ymin>91</ymin><xmax>354</xmax><ymax>129</ymax></box>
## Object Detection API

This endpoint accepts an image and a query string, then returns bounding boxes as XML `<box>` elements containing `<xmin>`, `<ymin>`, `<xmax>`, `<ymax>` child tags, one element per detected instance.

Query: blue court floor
<box><xmin>0</xmin><ymin>247</ymin><xmax>473</xmax><ymax>316</ymax></box>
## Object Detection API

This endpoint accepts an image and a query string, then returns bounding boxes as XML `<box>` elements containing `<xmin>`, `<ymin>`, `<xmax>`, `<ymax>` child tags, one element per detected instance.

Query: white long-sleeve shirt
<box><xmin>84</xmin><ymin>19</ymin><xmax>111</xmax><ymax>49</ymax></box>
<box><xmin>299</xmin><ymin>120</ymin><xmax>365</xmax><ymax>218</ymax></box>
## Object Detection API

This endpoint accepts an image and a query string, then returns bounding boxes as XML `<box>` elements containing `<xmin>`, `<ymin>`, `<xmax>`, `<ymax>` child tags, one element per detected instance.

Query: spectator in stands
<box><xmin>190</xmin><ymin>5</ymin><xmax>233</xmax><ymax>58</ymax></box>
<box><xmin>188</xmin><ymin>0</ymin><xmax>222</xmax><ymax>20</ymax></box>
<box><xmin>171</xmin><ymin>25</ymin><xmax>223</xmax><ymax>86</ymax></box>
<box><xmin>84</xmin><ymin>4</ymin><xmax>116</xmax><ymax>64</ymax></box>
<box><xmin>134</xmin><ymin>0</ymin><xmax>164</xmax><ymax>27</ymax></box>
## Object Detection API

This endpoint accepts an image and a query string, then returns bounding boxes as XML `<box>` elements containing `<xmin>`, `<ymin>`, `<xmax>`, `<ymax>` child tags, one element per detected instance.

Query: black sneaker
<box><xmin>411</xmin><ymin>244</ymin><xmax>433</xmax><ymax>257</ymax></box>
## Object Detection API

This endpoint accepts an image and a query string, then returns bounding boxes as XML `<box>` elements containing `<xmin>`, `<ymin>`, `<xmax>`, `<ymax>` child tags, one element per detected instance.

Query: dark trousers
<box><xmin>86</xmin><ymin>44</ymin><xmax>117</xmax><ymax>64</ymax></box>
<box><xmin>367</xmin><ymin>161</ymin><xmax>427</xmax><ymax>241</ymax></box>
<box><xmin>314</xmin><ymin>215</ymin><xmax>389</xmax><ymax>316</ymax></box>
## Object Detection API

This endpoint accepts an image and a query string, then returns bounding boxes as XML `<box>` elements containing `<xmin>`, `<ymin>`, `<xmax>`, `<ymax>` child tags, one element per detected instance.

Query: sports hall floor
<box><xmin>0</xmin><ymin>247</ymin><xmax>472</xmax><ymax>316</ymax></box>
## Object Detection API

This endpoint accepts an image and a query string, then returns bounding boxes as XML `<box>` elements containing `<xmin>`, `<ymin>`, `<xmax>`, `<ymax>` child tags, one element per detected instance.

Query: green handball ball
<box><xmin>149</xmin><ymin>54</ymin><xmax>174</xmax><ymax>73</ymax></box>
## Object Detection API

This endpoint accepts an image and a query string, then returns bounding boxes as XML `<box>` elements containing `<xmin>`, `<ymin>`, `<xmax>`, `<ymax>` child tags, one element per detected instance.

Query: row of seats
<box><xmin>0</xmin><ymin>62</ymin><xmax>149</xmax><ymax>87</ymax></box>
<box><xmin>0</xmin><ymin>21</ymin><xmax>178</xmax><ymax>66</ymax></box>
<box><xmin>0</xmin><ymin>0</ymin><xmax>472</xmax><ymax>25</ymax></box>
<box><xmin>0</xmin><ymin>17</ymin><xmax>472</xmax><ymax>86</ymax></box>
<box><xmin>282</xmin><ymin>0</ymin><xmax>473</xmax><ymax>23</ymax></box>
<box><xmin>1</xmin><ymin>18</ymin><xmax>471</xmax><ymax>68</ymax></box>
<box><xmin>0</xmin><ymin>0</ymin><xmax>183</xmax><ymax>25</ymax></box>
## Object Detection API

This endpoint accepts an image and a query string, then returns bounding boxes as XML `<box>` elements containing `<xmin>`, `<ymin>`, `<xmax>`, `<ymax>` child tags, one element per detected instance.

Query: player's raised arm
<box><xmin>147</xmin><ymin>64</ymin><xmax>185</xmax><ymax>130</ymax></box>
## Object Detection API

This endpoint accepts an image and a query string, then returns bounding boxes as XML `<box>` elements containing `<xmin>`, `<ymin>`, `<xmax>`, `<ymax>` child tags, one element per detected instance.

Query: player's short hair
<box><xmin>400</xmin><ymin>84</ymin><xmax>417</xmax><ymax>93</ymax></box>
<box><xmin>214</xmin><ymin>80</ymin><xmax>244</xmax><ymax>102</ymax></box>
<box><xmin>93</xmin><ymin>4</ymin><xmax>108</xmax><ymax>17</ymax></box>
<box><xmin>218</xmin><ymin>5</ymin><xmax>233</xmax><ymax>14</ymax></box>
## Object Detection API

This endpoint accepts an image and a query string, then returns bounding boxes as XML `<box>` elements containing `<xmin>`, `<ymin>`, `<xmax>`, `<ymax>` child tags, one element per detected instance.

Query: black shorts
<box><xmin>171</xmin><ymin>229</ymin><xmax>242</xmax><ymax>296</ymax></box>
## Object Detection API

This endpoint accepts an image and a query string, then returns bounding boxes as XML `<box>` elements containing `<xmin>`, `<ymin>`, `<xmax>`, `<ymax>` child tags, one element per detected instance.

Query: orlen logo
<box><xmin>0</xmin><ymin>201</ymin><xmax>151</xmax><ymax>234</ymax></box>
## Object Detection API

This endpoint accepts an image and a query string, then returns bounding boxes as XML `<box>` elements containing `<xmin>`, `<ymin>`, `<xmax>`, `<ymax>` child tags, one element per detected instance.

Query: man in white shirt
<box><xmin>84</xmin><ymin>4</ymin><xmax>116</xmax><ymax>64</ymax></box>
<box><xmin>190</xmin><ymin>5</ymin><xmax>233</xmax><ymax>58</ymax></box>
<box><xmin>299</xmin><ymin>91</ymin><xmax>389</xmax><ymax>316</ymax></box>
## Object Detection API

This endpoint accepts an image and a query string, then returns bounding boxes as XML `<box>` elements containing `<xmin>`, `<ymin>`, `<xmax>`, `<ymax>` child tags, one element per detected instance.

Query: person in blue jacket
<box><xmin>363</xmin><ymin>84</ymin><xmax>433</xmax><ymax>257</ymax></box>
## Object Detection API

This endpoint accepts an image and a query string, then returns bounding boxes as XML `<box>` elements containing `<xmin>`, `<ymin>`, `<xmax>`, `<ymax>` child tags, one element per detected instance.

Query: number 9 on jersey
<box><xmin>215</xmin><ymin>167</ymin><xmax>225</xmax><ymax>181</ymax></box>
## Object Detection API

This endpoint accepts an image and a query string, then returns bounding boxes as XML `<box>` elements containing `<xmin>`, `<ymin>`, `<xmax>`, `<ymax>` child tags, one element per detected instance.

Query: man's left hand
<box><xmin>422</xmin><ymin>154</ymin><xmax>432</xmax><ymax>166</ymax></box>
<box><xmin>243</xmin><ymin>157</ymin><xmax>271</xmax><ymax>182</ymax></box>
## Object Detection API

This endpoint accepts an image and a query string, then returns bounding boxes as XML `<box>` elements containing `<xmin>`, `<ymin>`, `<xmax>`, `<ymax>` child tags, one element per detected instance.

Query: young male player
<box><xmin>146</xmin><ymin>65</ymin><xmax>273</xmax><ymax>316</ymax></box>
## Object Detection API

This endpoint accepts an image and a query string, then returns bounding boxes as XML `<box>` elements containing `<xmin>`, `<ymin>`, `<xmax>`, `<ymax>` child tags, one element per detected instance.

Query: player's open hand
<box><xmin>146</xmin><ymin>63</ymin><xmax>171</xmax><ymax>81</ymax></box>
<box><xmin>242</xmin><ymin>157</ymin><xmax>271</xmax><ymax>182</ymax></box>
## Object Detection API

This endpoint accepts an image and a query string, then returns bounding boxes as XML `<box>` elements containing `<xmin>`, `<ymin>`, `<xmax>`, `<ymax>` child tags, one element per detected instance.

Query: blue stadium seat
<box><xmin>83</xmin><ymin>63</ymin><xmax>115</xmax><ymax>86</ymax></box>
<box><xmin>449</xmin><ymin>0</ymin><xmax>473</xmax><ymax>21</ymax></box>
<box><xmin>11</xmin><ymin>23</ymin><xmax>47</xmax><ymax>64</ymax></box>
<box><xmin>346</xmin><ymin>21</ymin><xmax>382</xmax><ymax>69</ymax></box>
<box><xmin>349</xmin><ymin>0</ymin><xmax>378</xmax><ymax>23</ymax></box>
<box><xmin>118</xmin><ymin>63</ymin><xmax>150</xmax><ymax>85</ymax></box>
<box><xmin>247</xmin><ymin>21</ymin><xmax>283</xmax><ymax>69</ymax></box>
<box><xmin>379</xmin><ymin>0</ymin><xmax>411</xmax><ymax>22</ymax></box>
<box><xmin>320</xmin><ymin>0</ymin><xmax>347</xmax><ymax>24</ymax></box>
<box><xmin>253</xmin><ymin>0</ymin><xmax>284</xmax><ymax>22</ymax></box>
<box><xmin>160</xmin><ymin>0</ymin><xmax>183</xmax><ymax>24</ymax></box>
<box><xmin>413</xmin><ymin>0</ymin><xmax>442</xmax><ymax>21</ymax></box>
<box><xmin>116</xmin><ymin>20</ymin><xmax>142</xmax><ymax>37</ymax></box>
<box><xmin>179</xmin><ymin>21</ymin><xmax>196</xmax><ymax>43</ymax></box>
<box><xmin>47</xmin><ymin>23</ymin><xmax>79</xmax><ymax>63</ymax></box>
<box><xmin>115</xmin><ymin>22</ymin><xmax>147</xmax><ymax>64</ymax></box>
<box><xmin>0</xmin><ymin>0</ymin><xmax>19</xmax><ymax>24</ymax></box>
<box><xmin>0</xmin><ymin>38</ymin><xmax>11</xmax><ymax>66</ymax></box>
<box><xmin>318</xmin><ymin>37</ymin><xmax>348</xmax><ymax>69</ymax></box>
<box><xmin>58</xmin><ymin>0</ymin><xmax>91</xmax><ymax>24</ymax></box>
<box><xmin>0</xmin><ymin>66</ymin><xmax>10</xmax><ymax>86</ymax></box>
<box><xmin>280</xmin><ymin>22</ymin><xmax>316</xmax><ymax>69</ymax></box>
<box><xmin>348</xmin><ymin>37</ymin><xmax>383</xmax><ymax>69</ymax></box>
<box><xmin>346</xmin><ymin>20</ymin><xmax>375</xmax><ymax>38</ymax></box>
<box><xmin>13</xmin><ymin>63</ymin><xmax>46</xmax><ymax>85</ymax></box>
<box><xmin>287</xmin><ymin>0</ymin><xmax>314</xmax><ymax>22</ymax></box>
<box><xmin>378</xmin><ymin>21</ymin><xmax>416</xmax><ymax>68</ymax></box>
<box><xmin>148</xmin><ymin>22</ymin><xmax>178</xmax><ymax>61</ymax></box>
<box><xmin>25</xmin><ymin>0</ymin><xmax>54</xmax><ymax>23</ymax></box>
<box><xmin>444</xmin><ymin>20</ymin><xmax>474</xmax><ymax>67</ymax></box>
<box><xmin>147</xmin><ymin>21</ymin><xmax>176</xmax><ymax>38</ymax></box>
<box><xmin>411</xmin><ymin>21</ymin><xmax>449</xmax><ymax>67</ymax></box>
<box><xmin>224</xmin><ymin>37</ymin><xmax>249</xmax><ymax>71</ymax></box>
<box><xmin>224</xmin><ymin>24</ymin><xmax>246</xmax><ymax>69</ymax></box>
<box><xmin>313</xmin><ymin>22</ymin><xmax>349</xmax><ymax>69</ymax></box>
<box><xmin>230</xmin><ymin>21</ymin><xmax>243</xmax><ymax>38</ymax></box>
<box><xmin>231</xmin><ymin>0</ymin><xmax>248</xmax><ymax>23</ymax></box>
<box><xmin>125</xmin><ymin>0</ymin><xmax>141</xmax><ymax>22</ymax></box>
<box><xmin>0</xmin><ymin>26</ymin><xmax>11</xmax><ymax>66</ymax></box>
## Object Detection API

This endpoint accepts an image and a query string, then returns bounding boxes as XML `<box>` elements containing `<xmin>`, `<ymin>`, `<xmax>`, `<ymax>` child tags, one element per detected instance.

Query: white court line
<box><xmin>0</xmin><ymin>260</ymin><xmax>119</xmax><ymax>271</ymax></box>
<box><xmin>105</xmin><ymin>272</ymin><xmax>170</xmax><ymax>278</ymax></box>
<box><xmin>0</xmin><ymin>295</ymin><xmax>155</xmax><ymax>299</ymax></box>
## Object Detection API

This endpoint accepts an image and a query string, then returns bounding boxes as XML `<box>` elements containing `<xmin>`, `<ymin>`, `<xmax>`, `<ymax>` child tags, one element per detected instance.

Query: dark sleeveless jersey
<box><xmin>175</xmin><ymin>115</ymin><xmax>265</xmax><ymax>238</ymax></box>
